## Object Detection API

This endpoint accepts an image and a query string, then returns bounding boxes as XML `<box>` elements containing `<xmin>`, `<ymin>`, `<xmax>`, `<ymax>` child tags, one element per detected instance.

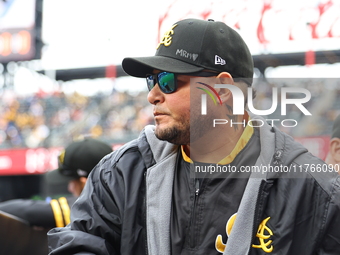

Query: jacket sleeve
<box><xmin>319</xmin><ymin>175</ymin><xmax>340</xmax><ymax>254</ymax></box>
<box><xmin>48</xmin><ymin>155</ymin><xmax>123</xmax><ymax>255</ymax></box>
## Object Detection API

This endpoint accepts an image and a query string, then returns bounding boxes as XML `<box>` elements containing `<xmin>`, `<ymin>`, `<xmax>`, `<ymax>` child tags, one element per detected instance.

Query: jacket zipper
<box><xmin>189</xmin><ymin>178</ymin><xmax>200</xmax><ymax>248</ymax></box>
<box><xmin>143</xmin><ymin>171</ymin><xmax>148</xmax><ymax>255</ymax></box>
<box><xmin>247</xmin><ymin>180</ymin><xmax>266</xmax><ymax>255</ymax></box>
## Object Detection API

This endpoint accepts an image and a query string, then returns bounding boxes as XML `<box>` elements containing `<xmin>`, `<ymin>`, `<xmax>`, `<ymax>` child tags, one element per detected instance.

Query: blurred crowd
<box><xmin>1</xmin><ymin>77</ymin><xmax>340</xmax><ymax>149</ymax></box>
<box><xmin>0</xmin><ymin>87</ymin><xmax>154</xmax><ymax>149</ymax></box>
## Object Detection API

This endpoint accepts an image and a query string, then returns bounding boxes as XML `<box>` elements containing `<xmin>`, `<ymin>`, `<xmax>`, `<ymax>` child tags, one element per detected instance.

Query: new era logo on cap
<box><xmin>215</xmin><ymin>55</ymin><xmax>226</xmax><ymax>65</ymax></box>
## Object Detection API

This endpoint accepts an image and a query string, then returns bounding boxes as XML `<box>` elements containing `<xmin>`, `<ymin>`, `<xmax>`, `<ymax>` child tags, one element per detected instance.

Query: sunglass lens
<box><xmin>158</xmin><ymin>72</ymin><xmax>176</xmax><ymax>93</ymax></box>
<box><xmin>146</xmin><ymin>75</ymin><xmax>155</xmax><ymax>91</ymax></box>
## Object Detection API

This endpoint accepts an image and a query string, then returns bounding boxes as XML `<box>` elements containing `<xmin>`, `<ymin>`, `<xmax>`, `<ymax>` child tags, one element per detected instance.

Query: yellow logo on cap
<box><xmin>157</xmin><ymin>24</ymin><xmax>177</xmax><ymax>49</ymax></box>
<box><xmin>58</xmin><ymin>150</ymin><xmax>65</xmax><ymax>164</ymax></box>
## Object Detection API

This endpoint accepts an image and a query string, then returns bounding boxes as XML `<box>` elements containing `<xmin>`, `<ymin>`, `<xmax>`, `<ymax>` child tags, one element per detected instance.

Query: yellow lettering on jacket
<box><xmin>215</xmin><ymin>213</ymin><xmax>237</xmax><ymax>253</ymax></box>
<box><xmin>252</xmin><ymin>217</ymin><xmax>274</xmax><ymax>253</ymax></box>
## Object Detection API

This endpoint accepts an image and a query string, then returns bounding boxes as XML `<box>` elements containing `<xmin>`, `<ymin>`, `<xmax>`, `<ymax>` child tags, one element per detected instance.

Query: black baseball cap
<box><xmin>46</xmin><ymin>138</ymin><xmax>113</xmax><ymax>185</ymax></box>
<box><xmin>122</xmin><ymin>18</ymin><xmax>254</xmax><ymax>85</ymax></box>
<box><xmin>332</xmin><ymin>114</ymin><xmax>340</xmax><ymax>139</ymax></box>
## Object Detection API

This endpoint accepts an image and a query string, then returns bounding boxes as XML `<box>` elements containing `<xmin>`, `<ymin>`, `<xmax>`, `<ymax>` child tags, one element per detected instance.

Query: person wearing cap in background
<box><xmin>325</xmin><ymin>114</ymin><xmax>340</xmax><ymax>170</ymax></box>
<box><xmin>0</xmin><ymin>138</ymin><xmax>112</xmax><ymax>229</ymax></box>
<box><xmin>48</xmin><ymin>19</ymin><xmax>340</xmax><ymax>255</ymax></box>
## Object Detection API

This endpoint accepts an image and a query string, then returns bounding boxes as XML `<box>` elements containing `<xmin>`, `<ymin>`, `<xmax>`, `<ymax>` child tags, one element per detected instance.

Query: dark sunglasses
<box><xmin>146</xmin><ymin>71</ymin><xmax>219</xmax><ymax>94</ymax></box>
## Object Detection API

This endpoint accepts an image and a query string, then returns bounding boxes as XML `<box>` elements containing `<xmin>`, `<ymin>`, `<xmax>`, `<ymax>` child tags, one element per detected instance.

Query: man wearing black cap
<box><xmin>325</xmin><ymin>114</ymin><xmax>340</xmax><ymax>169</ymax></box>
<box><xmin>48</xmin><ymin>19</ymin><xmax>340</xmax><ymax>255</ymax></box>
<box><xmin>0</xmin><ymin>138</ymin><xmax>112</xmax><ymax>229</ymax></box>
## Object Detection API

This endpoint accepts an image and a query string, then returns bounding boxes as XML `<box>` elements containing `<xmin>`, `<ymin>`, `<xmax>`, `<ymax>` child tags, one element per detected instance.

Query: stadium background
<box><xmin>0</xmin><ymin>0</ymin><xmax>340</xmax><ymax>201</ymax></box>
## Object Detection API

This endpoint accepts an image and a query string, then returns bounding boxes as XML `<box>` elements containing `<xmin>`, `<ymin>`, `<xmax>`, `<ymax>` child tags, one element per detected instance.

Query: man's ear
<box><xmin>79</xmin><ymin>177</ymin><xmax>87</xmax><ymax>185</ymax></box>
<box><xmin>330</xmin><ymin>138</ymin><xmax>340</xmax><ymax>163</ymax></box>
<box><xmin>216</xmin><ymin>72</ymin><xmax>234</xmax><ymax>103</ymax></box>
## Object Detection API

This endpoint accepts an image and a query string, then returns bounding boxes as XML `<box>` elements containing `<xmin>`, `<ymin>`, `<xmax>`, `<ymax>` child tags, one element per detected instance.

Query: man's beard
<box><xmin>154</xmin><ymin>115</ymin><xmax>213</xmax><ymax>145</ymax></box>
<box><xmin>155</xmin><ymin>123</ymin><xmax>190</xmax><ymax>145</ymax></box>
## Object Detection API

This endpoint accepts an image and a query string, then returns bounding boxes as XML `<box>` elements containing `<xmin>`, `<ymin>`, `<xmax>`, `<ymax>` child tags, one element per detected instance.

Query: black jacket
<box><xmin>48</xmin><ymin>122</ymin><xmax>340</xmax><ymax>255</ymax></box>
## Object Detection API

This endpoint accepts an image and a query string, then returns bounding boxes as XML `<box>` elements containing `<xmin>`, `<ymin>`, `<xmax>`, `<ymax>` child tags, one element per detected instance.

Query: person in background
<box><xmin>48</xmin><ymin>18</ymin><xmax>340</xmax><ymax>255</ymax></box>
<box><xmin>0</xmin><ymin>138</ymin><xmax>112</xmax><ymax>229</ymax></box>
<box><xmin>325</xmin><ymin>114</ymin><xmax>340</xmax><ymax>170</ymax></box>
